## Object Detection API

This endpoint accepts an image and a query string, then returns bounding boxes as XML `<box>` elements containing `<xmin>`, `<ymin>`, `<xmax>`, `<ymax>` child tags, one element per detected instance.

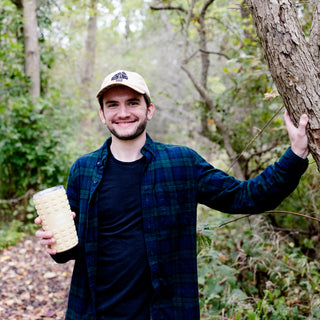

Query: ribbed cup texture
<box><xmin>33</xmin><ymin>186</ymin><xmax>78</xmax><ymax>253</ymax></box>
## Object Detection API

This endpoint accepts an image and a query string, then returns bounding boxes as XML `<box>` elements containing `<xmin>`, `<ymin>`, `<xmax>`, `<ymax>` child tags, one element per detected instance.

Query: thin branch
<box><xmin>201</xmin><ymin>0</ymin><xmax>216</xmax><ymax>16</ymax></box>
<box><xmin>216</xmin><ymin>214</ymin><xmax>252</xmax><ymax>228</ymax></box>
<box><xmin>227</xmin><ymin>105</ymin><xmax>284</xmax><ymax>173</ymax></box>
<box><xmin>149</xmin><ymin>5</ymin><xmax>188</xmax><ymax>15</ymax></box>
<box><xmin>266</xmin><ymin>210</ymin><xmax>320</xmax><ymax>223</ymax></box>
<box><xmin>272</xmin><ymin>227</ymin><xmax>310</xmax><ymax>235</ymax></box>
<box><xmin>199</xmin><ymin>49</ymin><xmax>230</xmax><ymax>60</ymax></box>
<box><xmin>246</xmin><ymin>136</ymin><xmax>284</xmax><ymax>160</ymax></box>
<box><xmin>0</xmin><ymin>189</ymin><xmax>34</xmax><ymax>204</ymax></box>
<box><xmin>183</xmin><ymin>50</ymin><xmax>199</xmax><ymax>65</ymax></box>
<box><xmin>214</xmin><ymin>210</ymin><xmax>320</xmax><ymax>229</ymax></box>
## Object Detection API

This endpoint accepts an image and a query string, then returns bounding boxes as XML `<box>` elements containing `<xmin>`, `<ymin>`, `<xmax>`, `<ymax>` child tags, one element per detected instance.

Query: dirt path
<box><xmin>0</xmin><ymin>236</ymin><xmax>74</xmax><ymax>319</ymax></box>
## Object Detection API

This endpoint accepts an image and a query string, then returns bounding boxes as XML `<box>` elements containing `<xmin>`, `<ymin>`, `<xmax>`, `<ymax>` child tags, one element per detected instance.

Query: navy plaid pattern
<box><xmin>55</xmin><ymin>134</ymin><xmax>308</xmax><ymax>319</ymax></box>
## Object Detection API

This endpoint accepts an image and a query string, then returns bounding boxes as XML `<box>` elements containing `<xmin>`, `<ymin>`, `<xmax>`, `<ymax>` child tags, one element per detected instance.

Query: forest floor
<box><xmin>0</xmin><ymin>236</ymin><xmax>74</xmax><ymax>319</ymax></box>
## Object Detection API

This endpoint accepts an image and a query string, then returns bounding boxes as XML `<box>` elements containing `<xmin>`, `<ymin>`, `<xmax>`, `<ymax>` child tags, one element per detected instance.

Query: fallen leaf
<box><xmin>43</xmin><ymin>272</ymin><xmax>57</xmax><ymax>279</ymax></box>
<box><xmin>46</xmin><ymin>309</ymin><xmax>56</xmax><ymax>317</ymax></box>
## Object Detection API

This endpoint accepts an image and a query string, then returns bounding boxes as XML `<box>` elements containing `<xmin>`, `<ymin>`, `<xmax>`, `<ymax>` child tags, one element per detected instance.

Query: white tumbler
<box><xmin>33</xmin><ymin>185</ymin><xmax>78</xmax><ymax>253</ymax></box>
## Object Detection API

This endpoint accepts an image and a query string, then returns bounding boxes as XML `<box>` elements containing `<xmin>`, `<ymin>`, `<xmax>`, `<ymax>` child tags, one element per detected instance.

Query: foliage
<box><xmin>0</xmin><ymin>220</ymin><xmax>25</xmax><ymax>250</ymax></box>
<box><xmin>1</xmin><ymin>0</ymin><xmax>320</xmax><ymax>318</ymax></box>
<box><xmin>0</xmin><ymin>0</ymin><xmax>82</xmax><ymax>223</ymax></box>
<box><xmin>0</xmin><ymin>219</ymin><xmax>38</xmax><ymax>250</ymax></box>
<box><xmin>0</xmin><ymin>93</ymin><xmax>81</xmax><ymax>221</ymax></box>
<box><xmin>197</xmin><ymin>209</ymin><xmax>320</xmax><ymax>319</ymax></box>
<box><xmin>0</xmin><ymin>0</ymin><xmax>29</xmax><ymax>102</ymax></box>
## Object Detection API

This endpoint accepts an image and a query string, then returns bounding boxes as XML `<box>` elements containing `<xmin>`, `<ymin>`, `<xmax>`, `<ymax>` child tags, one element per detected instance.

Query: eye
<box><xmin>106</xmin><ymin>103</ymin><xmax>118</xmax><ymax>108</ymax></box>
<box><xmin>129</xmin><ymin>100</ymin><xmax>140</xmax><ymax>106</ymax></box>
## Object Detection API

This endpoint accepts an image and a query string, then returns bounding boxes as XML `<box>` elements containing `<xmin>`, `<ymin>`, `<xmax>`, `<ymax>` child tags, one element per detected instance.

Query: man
<box><xmin>35</xmin><ymin>70</ymin><xmax>309</xmax><ymax>319</ymax></box>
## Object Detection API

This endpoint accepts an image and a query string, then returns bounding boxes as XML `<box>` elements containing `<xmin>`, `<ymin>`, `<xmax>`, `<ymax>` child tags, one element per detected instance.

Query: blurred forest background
<box><xmin>1</xmin><ymin>0</ymin><xmax>320</xmax><ymax>318</ymax></box>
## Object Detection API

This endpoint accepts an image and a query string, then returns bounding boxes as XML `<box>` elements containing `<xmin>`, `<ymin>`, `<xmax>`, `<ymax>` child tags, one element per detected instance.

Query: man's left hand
<box><xmin>284</xmin><ymin>109</ymin><xmax>309</xmax><ymax>159</ymax></box>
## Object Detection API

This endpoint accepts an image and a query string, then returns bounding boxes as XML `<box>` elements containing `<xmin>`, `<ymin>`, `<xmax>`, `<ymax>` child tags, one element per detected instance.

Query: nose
<box><xmin>118</xmin><ymin>104</ymin><xmax>130</xmax><ymax>117</ymax></box>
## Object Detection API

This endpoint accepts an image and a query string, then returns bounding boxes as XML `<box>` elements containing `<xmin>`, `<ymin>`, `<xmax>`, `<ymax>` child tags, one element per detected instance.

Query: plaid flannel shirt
<box><xmin>53</xmin><ymin>134</ymin><xmax>308</xmax><ymax>319</ymax></box>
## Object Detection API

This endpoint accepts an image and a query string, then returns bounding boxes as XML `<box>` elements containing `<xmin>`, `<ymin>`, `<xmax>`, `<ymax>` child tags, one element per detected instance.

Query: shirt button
<box><xmin>97</xmin><ymin>161</ymin><xmax>101</xmax><ymax>165</ymax></box>
<box><xmin>93</xmin><ymin>180</ymin><xmax>98</xmax><ymax>184</ymax></box>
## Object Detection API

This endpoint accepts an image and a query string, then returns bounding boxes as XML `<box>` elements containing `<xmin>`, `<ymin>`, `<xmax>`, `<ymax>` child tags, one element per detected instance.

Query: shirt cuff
<box><xmin>279</xmin><ymin>147</ymin><xmax>309</xmax><ymax>175</ymax></box>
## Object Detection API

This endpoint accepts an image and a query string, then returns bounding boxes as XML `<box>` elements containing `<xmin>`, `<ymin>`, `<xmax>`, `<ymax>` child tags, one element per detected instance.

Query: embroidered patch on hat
<box><xmin>111</xmin><ymin>71</ymin><xmax>128</xmax><ymax>82</ymax></box>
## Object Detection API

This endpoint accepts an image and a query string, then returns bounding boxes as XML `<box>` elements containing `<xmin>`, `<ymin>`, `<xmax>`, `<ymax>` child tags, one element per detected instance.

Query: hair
<box><xmin>99</xmin><ymin>93</ymin><xmax>151</xmax><ymax>110</ymax></box>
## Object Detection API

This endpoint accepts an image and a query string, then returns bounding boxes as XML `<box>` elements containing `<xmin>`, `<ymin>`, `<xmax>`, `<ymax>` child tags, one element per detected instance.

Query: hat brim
<box><xmin>96</xmin><ymin>83</ymin><xmax>146</xmax><ymax>99</ymax></box>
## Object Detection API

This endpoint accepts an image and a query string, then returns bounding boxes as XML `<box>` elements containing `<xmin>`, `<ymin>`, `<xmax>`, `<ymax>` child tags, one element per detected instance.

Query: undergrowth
<box><xmin>2</xmin><ymin>203</ymin><xmax>320</xmax><ymax>319</ymax></box>
<box><xmin>0</xmin><ymin>219</ymin><xmax>37</xmax><ymax>251</ymax></box>
<box><xmin>197</xmin><ymin>207</ymin><xmax>320</xmax><ymax>319</ymax></box>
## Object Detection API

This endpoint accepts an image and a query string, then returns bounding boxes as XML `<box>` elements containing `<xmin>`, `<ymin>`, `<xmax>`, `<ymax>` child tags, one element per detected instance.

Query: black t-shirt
<box><xmin>96</xmin><ymin>153</ymin><xmax>152</xmax><ymax>319</ymax></box>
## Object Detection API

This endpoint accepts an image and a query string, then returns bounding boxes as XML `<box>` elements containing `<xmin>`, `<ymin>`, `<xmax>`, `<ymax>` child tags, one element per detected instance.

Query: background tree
<box><xmin>11</xmin><ymin>0</ymin><xmax>41</xmax><ymax>98</ymax></box>
<box><xmin>150</xmin><ymin>0</ymin><xmax>288</xmax><ymax>181</ymax></box>
<box><xmin>81</xmin><ymin>0</ymin><xmax>98</xmax><ymax>109</ymax></box>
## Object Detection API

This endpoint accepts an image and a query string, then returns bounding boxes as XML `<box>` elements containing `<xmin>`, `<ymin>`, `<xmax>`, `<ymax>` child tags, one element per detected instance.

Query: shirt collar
<box><xmin>98</xmin><ymin>133</ymin><xmax>155</xmax><ymax>165</ymax></box>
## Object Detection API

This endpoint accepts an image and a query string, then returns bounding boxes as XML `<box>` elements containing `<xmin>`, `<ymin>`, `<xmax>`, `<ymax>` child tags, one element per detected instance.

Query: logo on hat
<box><xmin>111</xmin><ymin>71</ymin><xmax>128</xmax><ymax>82</ymax></box>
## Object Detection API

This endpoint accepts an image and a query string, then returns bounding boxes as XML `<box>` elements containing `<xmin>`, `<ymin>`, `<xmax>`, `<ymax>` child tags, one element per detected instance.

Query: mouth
<box><xmin>114</xmin><ymin>119</ymin><xmax>137</xmax><ymax>126</ymax></box>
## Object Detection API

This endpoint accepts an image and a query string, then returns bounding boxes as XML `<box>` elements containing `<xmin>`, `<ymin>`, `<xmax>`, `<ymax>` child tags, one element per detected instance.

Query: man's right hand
<box><xmin>34</xmin><ymin>212</ymin><xmax>76</xmax><ymax>255</ymax></box>
<box><xmin>35</xmin><ymin>216</ymin><xmax>57</xmax><ymax>255</ymax></box>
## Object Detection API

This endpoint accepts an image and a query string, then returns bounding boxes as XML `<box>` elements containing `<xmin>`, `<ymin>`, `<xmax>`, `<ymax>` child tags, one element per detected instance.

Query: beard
<box><xmin>107</xmin><ymin>117</ymin><xmax>148</xmax><ymax>141</ymax></box>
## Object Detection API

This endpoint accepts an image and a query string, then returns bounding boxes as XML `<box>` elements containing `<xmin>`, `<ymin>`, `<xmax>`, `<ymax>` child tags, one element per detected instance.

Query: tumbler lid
<box><xmin>33</xmin><ymin>185</ymin><xmax>64</xmax><ymax>198</ymax></box>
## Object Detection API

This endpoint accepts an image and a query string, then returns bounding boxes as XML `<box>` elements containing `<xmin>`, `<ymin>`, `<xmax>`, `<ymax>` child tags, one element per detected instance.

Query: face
<box><xmin>99</xmin><ymin>86</ymin><xmax>154</xmax><ymax>141</ymax></box>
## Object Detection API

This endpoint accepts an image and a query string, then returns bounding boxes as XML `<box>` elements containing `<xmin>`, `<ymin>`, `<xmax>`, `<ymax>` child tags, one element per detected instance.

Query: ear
<box><xmin>99</xmin><ymin>108</ymin><xmax>106</xmax><ymax>124</ymax></box>
<box><xmin>147</xmin><ymin>103</ymin><xmax>155</xmax><ymax>121</ymax></box>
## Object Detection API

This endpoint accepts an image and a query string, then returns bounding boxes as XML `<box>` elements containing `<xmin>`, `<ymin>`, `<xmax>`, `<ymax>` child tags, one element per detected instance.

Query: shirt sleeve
<box><xmin>197</xmin><ymin>147</ymin><xmax>308</xmax><ymax>214</ymax></box>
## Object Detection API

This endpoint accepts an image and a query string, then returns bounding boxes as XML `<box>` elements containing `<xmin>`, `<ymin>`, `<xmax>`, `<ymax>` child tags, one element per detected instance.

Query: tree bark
<box><xmin>22</xmin><ymin>0</ymin><xmax>40</xmax><ymax>98</ymax></box>
<box><xmin>81</xmin><ymin>0</ymin><xmax>98</xmax><ymax>109</ymax></box>
<box><xmin>245</xmin><ymin>0</ymin><xmax>320</xmax><ymax>171</ymax></box>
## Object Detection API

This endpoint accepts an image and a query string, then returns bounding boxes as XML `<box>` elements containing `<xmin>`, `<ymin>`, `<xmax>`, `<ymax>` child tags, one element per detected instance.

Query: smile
<box><xmin>114</xmin><ymin>119</ymin><xmax>137</xmax><ymax>125</ymax></box>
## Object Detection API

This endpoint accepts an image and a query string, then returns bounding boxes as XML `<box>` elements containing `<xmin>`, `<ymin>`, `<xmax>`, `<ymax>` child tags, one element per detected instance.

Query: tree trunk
<box><xmin>81</xmin><ymin>0</ymin><xmax>98</xmax><ymax>109</ymax></box>
<box><xmin>22</xmin><ymin>0</ymin><xmax>40</xmax><ymax>98</ymax></box>
<box><xmin>245</xmin><ymin>0</ymin><xmax>320</xmax><ymax>171</ymax></box>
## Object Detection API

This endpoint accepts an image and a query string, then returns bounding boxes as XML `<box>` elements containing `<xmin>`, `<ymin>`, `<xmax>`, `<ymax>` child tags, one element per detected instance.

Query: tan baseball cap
<box><xmin>96</xmin><ymin>70</ymin><xmax>151</xmax><ymax>102</ymax></box>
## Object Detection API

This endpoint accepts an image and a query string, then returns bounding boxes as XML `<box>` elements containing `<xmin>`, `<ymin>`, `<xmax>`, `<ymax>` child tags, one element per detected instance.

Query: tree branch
<box><xmin>215</xmin><ymin>210</ymin><xmax>320</xmax><ymax>229</ymax></box>
<box><xmin>0</xmin><ymin>189</ymin><xmax>34</xmax><ymax>204</ymax></box>
<box><xmin>271</xmin><ymin>227</ymin><xmax>310</xmax><ymax>235</ymax></box>
<box><xmin>199</xmin><ymin>49</ymin><xmax>230</xmax><ymax>60</ymax></box>
<box><xmin>149</xmin><ymin>4</ymin><xmax>188</xmax><ymax>15</ymax></box>
<box><xmin>181</xmin><ymin>63</ymin><xmax>245</xmax><ymax>180</ymax></box>
<box><xmin>227</xmin><ymin>105</ymin><xmax>284</xmax><ymax>173</ymax></box>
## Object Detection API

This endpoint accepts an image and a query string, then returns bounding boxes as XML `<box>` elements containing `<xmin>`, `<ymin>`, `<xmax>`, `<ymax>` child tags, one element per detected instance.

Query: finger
<box><xmin>299</xmin><ymin>114</ymin><xmax>308</xmax><ymax>128</ymax></box>
<box><xmin>40</xmin><ymin>237</ymin><xmax>56</xmax><ymax>246</ymax></box>
<box><xmin>284</xmin><ymin>109</ymin><xmax>289</xmax><ymax>118</ymax></box>
<box><xmin>283</xmin><ymin>110</ymin><xmax>294</xmax><ymax>127</ymax></box>
<box><xmin>71</xmin><ymin>211</ymin><xmax>76</xmax><ymax>219</ymax></box>
<box><xmin>34</xmin><ymin>216</ymin><xmax>42</xmax><ymax>225</ymax></box>
<box><xmin>47</xmin><ymin>248</ymin><xmax>57</xmax><ymax>255</ymax></box>
<box><xmin>35</xmin><ymin>229</ymin><xmax>53</xmax><ymax>239</ymax></box>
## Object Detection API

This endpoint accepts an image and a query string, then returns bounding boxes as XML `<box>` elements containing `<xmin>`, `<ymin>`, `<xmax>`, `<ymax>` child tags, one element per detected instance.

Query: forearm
<box><xmin>199</xmin><ymin>147</ymin><xmax>308</xmax><ymax>214</ymax></box>
<box><xmin>245</xmin><ymin>147</ymin><xmax>308</xmax><ymax>213</ymax></box>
